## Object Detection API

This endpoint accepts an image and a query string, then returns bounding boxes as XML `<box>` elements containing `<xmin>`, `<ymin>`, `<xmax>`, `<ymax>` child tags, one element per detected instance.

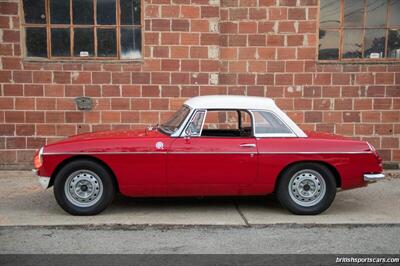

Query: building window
<box><xmin>319</xmin><ymin>0</ymin><xmax>400</xmax><ymax>61</ymax></box>
<box><xmin>22</xmin><ymin>0</ymin><xmax>142</xmax><ymax>60</ymax></box>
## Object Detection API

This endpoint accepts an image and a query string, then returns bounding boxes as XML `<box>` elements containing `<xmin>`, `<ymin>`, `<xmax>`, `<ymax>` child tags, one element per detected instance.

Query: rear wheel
<box><xmin>54</xmin><ymin>160</ymin><xmax>115</xmax><ymax>215</ymax></box>
<box><xmin>276</xmin><ymin>163</ymin><xmax>336</xmax><ymax>215</ymax></box>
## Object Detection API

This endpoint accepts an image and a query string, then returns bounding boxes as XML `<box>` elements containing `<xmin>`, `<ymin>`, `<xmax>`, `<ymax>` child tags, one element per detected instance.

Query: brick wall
<box><xmin>0</xmin><ymin>0</ymin><xmax>399</xmax><ymax>168</ymax></box>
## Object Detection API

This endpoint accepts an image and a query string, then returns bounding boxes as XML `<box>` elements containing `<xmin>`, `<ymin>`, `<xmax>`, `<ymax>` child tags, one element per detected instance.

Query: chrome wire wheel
<box><xmin>64</xmin><ymin>170</ymin><xmax>103</xmax><ymax>208</ymax></box>
<box><xmin>288</xmin><ymin>169</ymin><xmax>326</xmax><ymax>207</ymax></box>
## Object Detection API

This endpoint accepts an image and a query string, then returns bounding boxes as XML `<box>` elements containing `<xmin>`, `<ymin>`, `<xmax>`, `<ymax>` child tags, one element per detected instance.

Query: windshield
<box><xmin>159</xmin><ymin>105</ymin><xmax>191</xmax><ymax>135</ymax></box>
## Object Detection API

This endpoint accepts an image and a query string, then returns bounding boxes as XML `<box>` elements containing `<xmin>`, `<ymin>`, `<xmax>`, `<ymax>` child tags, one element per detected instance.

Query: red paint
<box><xmin>37</xmin><ymin>129</ymin><xmax>383</xmax><ymax>197</ymax></box>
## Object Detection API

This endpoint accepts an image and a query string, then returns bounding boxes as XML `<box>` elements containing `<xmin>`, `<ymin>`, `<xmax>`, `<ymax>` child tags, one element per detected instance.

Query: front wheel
<box><xmin>276</xmin><ymin>163</ymin><xmax>337</xmax><ymax>215</ymax></box>
<box><xmin>53</xmin><ymin>160</ymin><xmax>115</xmax><ymax>215</ymax></box>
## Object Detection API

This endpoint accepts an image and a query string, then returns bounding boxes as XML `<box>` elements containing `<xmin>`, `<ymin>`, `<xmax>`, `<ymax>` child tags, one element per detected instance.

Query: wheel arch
<box><xmin>274</xmin><ymin>160</ymin><xmax>342</xmax><ymax>192</ymax></box>
<box><xmin>49</xmin><ymin>155</ymin><xmax>120</xmax><ymax>193</ymax></box>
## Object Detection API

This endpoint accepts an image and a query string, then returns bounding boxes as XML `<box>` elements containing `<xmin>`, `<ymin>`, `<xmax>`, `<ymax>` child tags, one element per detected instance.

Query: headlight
<box><xmin>33</xmin><ymin>146</ymin><xmax>44</xmax><ymax>169</ymax></box>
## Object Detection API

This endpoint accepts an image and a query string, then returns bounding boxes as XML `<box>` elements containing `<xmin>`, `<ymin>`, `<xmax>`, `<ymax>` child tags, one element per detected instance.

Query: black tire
<box><xmin>276</xmin><ymin>163</ymin><xmax>337</xmax><ymax>215</ymax></box>
<box><xmin>53</xmin><ymin>159</ymin><xmax>115</xmax><ymax>215</ymax></box>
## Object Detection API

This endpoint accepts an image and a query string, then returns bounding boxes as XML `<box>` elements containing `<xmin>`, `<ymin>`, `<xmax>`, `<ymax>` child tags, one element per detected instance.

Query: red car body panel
<box><xmin>38</xmin><ymin>128</ymin><xmax>383</xmax><ymax>197</ymax></box>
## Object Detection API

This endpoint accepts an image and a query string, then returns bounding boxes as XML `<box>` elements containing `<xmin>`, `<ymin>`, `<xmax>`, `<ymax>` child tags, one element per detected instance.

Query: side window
<box><xmin>186</xmin><ymin>111</ymin><xmax>205</xmax><ymax>136</ymax></box>
<box><xmin>199</xmin><ymin>110</ymin><xmax>253</xmax><ymax>137</ymax></box>
<box><xmin>253</xmin><ymin>111</ymin><xmax>293</xmax><ymax>135</ymax></box>
<box><xmin>203</xmin><ymin>111</ymin><xmax>238</xmax><ymax>130</ymax></box>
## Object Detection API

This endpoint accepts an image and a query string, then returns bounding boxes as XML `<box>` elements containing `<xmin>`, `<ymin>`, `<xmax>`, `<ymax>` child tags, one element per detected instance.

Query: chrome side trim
<box><xmin>364</xmin><ymin>173</ymin><xmax>385</xmax><ymax>181</ymax></box>
<box><xmin>43</xmin><ymin>151</ymin><xmax>255</xmax><ymax>155</ymax></box>
<box><xmin>42</xmin><ymin>152</ymin><xmax>169</xmax><ymax>155</ymax></box>
<box><xmin>43</xmin><ymin>151</ymin><xmax>373</xmax><ymax>155</ymax></box>
<box><xmin>259</xmin><ymin>151</ymin><xmax>373</xmax><ymax>154</ymax></box>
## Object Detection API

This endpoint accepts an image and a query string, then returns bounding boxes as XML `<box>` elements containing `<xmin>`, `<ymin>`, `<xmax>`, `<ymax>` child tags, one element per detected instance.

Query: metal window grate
<box><xmin>319</xmin><ymin>0</ymin><xmax>400</xmax><ymax>61</ymax></box>
<box><xmin>21</xmin><ymin>0</ymin><xmax>142</xmax><ymax>61</ymax></box>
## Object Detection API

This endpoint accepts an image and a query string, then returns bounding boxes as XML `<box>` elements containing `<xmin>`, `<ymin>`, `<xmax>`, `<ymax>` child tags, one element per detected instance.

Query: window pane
<box><xmin>318</xmin><ymin>30</ymin><xmax>339</xmax><ymax>60</ymax></box>
<box><xmin>389</xmin><ymin>0</ymin><xmax>400</xmax><ymax>26</ymax></box>
<box><xmin>26</xmin><ymin>27</ymin><xmax>47</xmax><ymax>57</ymax></box>
<box><xmin>364</xmin><ymin>29</ymin><xmax>386</xmax><ymax>58</ymax></box>
<box><xmin>23</xmin><ymin>0</ymin><xmax>46</xmax><ymax>24</ymax></box>
<box><xmin>253</xmin><ymin>111</ymin><xmax>292</xmax><ymax>134</ymax></box>
<box><xmin>97</xmin><ymin>28</ymin><xmax>116</xmax><ymax>57</ymax></box>
<box><xmin>73</xmin><ymin>28</ymin><xmax>94</xmax><ymax>57</ymax></box>
<box><xmin>366</xmin><ymin>0</ymin><xmax>387</xmax><ymax>27</ymax></box>
<box><xmin>320</xmin><ymin>0</ymin><xmax>341</xmax><ymax>28</ymax></box>
<box><xmin>73</xmin><ymin>0</ymin><xmax>94</xmax><ymax>25</ymax></box>
<box><xmin>51</xmin><ymin>28</ymin><xmax>70</xmax><ymax>57</ymax></box>
<box><xmin>344</xmin><ymin>0</ymin><xmax>365</xmax><ymax>27</ymax></box>
<box><xmin>388</xmin><ymin>29</ymin><xmax>400</xmax><ymax>58</ymax></box>
<box><xmin>121</xmin><ymin>28</ymin><xmax>141</xmax><ymax>59</ymax></box>
<box><xmin>97</xmin><ymin>0</ymin><xmax>116</xmax><ymax>25</ymax></box>
<box><xmin>50</xmin><ymin>0</ymin><xmax>70</xmax><ymax>24</ymax></box>
<box><xmin>343</xmin><ymin>30</ymin><xmax>363</xmax><ymax>59</ymax></box>
<box><xmin>203</xmin><ymin>111</ymin><xmax>238</xmax><ymax>130</ymax></box>
<box><xmin>120</xmin><ymin>0</ymin><xmax>141</xmax><ymax>25</ymax></box>
<box><xmin>187</xmin><ymin>112</ymin><xmax>205</xmax><ymax>136</ymax></box>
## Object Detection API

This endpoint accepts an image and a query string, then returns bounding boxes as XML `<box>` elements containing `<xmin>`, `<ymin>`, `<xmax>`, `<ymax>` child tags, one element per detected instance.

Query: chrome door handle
<box><xmin>240</xmin><ymin>143</ymin><xmax>256</xmax><ymax>148</ymax></box>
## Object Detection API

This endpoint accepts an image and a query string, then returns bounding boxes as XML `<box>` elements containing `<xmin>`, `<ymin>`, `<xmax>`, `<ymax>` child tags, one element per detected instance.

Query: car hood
<box><xmin>67</xmin><ymin>129</ymin><xmax>160</xmax><ymax>140</ymax></box>
<box><xmin>46</xmin><ymin>128</ymin><xmax>166</xmax><ymax>146</ymax></box>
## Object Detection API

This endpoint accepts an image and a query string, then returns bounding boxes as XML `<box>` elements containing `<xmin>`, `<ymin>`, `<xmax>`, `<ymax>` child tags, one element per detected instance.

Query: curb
<box><xmin>1</xmin><ymin>223</ymin><xmax>400</xmax><ymax>231</ymax></box>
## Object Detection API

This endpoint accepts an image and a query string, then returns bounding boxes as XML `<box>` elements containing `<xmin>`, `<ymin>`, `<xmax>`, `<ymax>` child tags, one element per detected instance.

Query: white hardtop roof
<box><xmin>184</xmin><ymin>95</ymin><xmax>276</xmax><ymax>110</ymax></box>
<box><xmin>183</xmin><ymin>95</ymin><xmax>307</xmax><ymax>138</ymax></box>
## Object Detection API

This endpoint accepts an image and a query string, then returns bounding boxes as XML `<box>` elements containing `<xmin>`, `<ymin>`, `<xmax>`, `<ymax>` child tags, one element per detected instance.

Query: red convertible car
<box><xmin>33</xmin><ymin>95</ymin><xmax>384</xmax><ymax>215</ymax></box>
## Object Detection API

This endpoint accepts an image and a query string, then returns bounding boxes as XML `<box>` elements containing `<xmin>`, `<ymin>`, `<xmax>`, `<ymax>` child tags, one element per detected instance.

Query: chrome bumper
<box><xmin>32</xmin><ymin>169</ymin><xmax>50</xmax><ymax>190</ymax></box>
<box><xmin>364</xmin><ymin>173</ymin><xmax>385</xmax><ymax>182</ymax></box>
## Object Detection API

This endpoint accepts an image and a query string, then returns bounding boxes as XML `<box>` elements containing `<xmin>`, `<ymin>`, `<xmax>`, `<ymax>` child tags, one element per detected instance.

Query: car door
<box><xmin>166</xmin><ymin>109</ymin><xmax>258</xmax><ymax>196</ymax></box>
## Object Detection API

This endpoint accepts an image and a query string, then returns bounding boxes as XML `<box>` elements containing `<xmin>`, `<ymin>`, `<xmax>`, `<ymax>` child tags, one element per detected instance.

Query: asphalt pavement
<box><xmin>1</xmin><ymin>225</ymin><xmax>399</xmax><ymax>254</ymax></box>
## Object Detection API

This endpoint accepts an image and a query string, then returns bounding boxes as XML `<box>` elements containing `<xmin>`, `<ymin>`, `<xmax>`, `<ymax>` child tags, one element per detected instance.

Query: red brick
<box><xmin>102</xmin><ymin>85</ymin><xmax>120</xmax><ymax>97</ymax></box>
<box><xmin>248</xmin><ymin>35</ymin><xmax>266</xmax><ymax>46</ymax></box>
<box><xmin>343</xmin><ymin>112</ymin><xmax>360</xmax><ymax>122</ymax></box>
<box><xmin>13</xmin><ymin>71</ymin><xmax>32</xmax><ymax>83</ymax></box>
<box><xmin>366</xmin><ymin>86</ymin><xmax>385</xmax><ymax>97</ymax></box>
<box><xmin>201</xmin><ymin>60</ymin><xmax>220</xmax><ymax>72</ymax></box>
<box><xmin>24</xmin><ymin>85</ymin><xmax>43</xmax><ymax>96</ymax></box>
<box><xmin>269</xmin><ymin>8</ymin><xmax>287</xmax><ymax>20</ymax></box>
<box><xmin>298</xmin><ymin>21</ymin><xmax>316</xmax><ymax>33</ymax></box>
<box><xmin>335</xmin><ymin>99</ymin><xmax>352</xmax><ymax>110</ymax></box>
<box><xmin>239</xmin><ymin>22</ymin><xmax>257</xmax><ymax>33</ymax></box>
<box><xmin>0</xmin><ymin>2</ymin><xmax>18</xmax><ymax>15</ymax></box>
<box><xmin>152</xmin><ymin>19</ymin><xmax>170</xmax><ymax>31</ymax></box>
<box><xmin>25</xmin><ymin>111</ymin><xmax>44</xmax><ymax>123</ymax></box>
<box><xmin>201</xmin><ymin>33</ymin><xmax>220</xmax><ymax>45</ymax></box>
<box><xmin>230</xmin><ymin>8</ymin><xmax>248</xmax><ymax>20</ymax></box>
<box><xmin>181</xmin><ymin>6</ymin><xmax>200</xmax><ymax>18</ymax></box>
<box><xmin>161</xmin><ymin>6</ymin><xmax>180</xmax><ymax>17</ymax></box>
<box><xmin>288</xmin><ymin>8</ymin><xmax>306</xmax><ymax>20</ymax></box>
<box><xmin>112</xmin><ymin>72</ymin><xmax>131</xmax><ymax>84</ymax></box>
<box><xmin>4</xmin><ymin>84</ymin><xmax>23</xmax><ymax>96</ymax></box>
<box><xmin>161</xmin><ymin>86</ymin><xmax>180</xmax><ymax>97</ymax></box>
<box><xmin>0</xmin><ymin>16</ymin><xmax>10</xmax><ymax>29</ymax></box>
<box><xmin>132</xmin><ymin>73</ymin><xmax>150</xmax><ymax>84</ymax></box>
<box><xmin>2</xmin><ymin>30</ymin><xmax>19</xmax><ymax>42</ymax></box>
<box><xmin>356</xmin><ymin>73</ymin><xmax>374</xmax><ymax>85</ymax></box>
<box><xmin>267</xmin><ymin>35</ymin><xmax>284</xmax><ymax>46</ymax></box>
<box><xmin>249</xmin><ymin>8</ymin><xmax>267</xmax><ymax>19</ymax></box>
<box><xmin>201</xmin><ymin>6</ymin><xmax>219</xmax><ymax>18</ymax></box>
<box><xmin>287</xmin><ymin>35</ymin><xmax>304</xmax><ymax>46</ymax></box>
<box><xmin>181</xmin><ymin>60</ymin><xmax>199</xmax><ymax>71</ymax></box>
